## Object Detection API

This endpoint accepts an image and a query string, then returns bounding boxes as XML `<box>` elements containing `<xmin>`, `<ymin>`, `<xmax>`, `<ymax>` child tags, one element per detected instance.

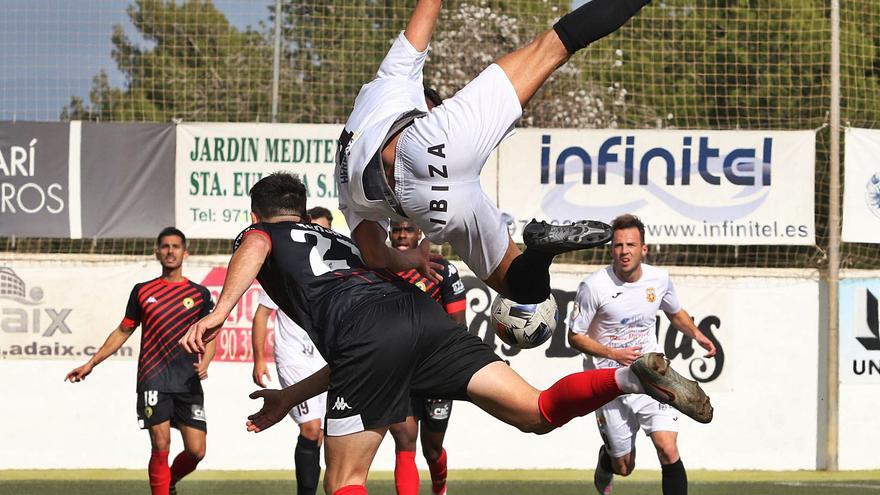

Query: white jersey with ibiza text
<box><xmin>569</xmin><ymin>264</ymin><xmax>681</xmax><ymax>371</ymax></box>
<box><xmin>336</xmin><ymin>31</ymin><xmax>430</xmax><ymax>232</ymax></box>
<box><xmin>258</xmin><ymin>292</ymin><xmax>327</xmax><ymax>371</ymax></box>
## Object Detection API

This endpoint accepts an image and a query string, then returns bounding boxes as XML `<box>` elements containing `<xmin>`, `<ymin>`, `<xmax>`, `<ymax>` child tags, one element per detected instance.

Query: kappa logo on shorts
<box><xmin>332</xmin><ymin>397</ymin><xmax>352</xmax><ymax>411</ymax></box>
<box><xmin>191</xmin><ymin>404</ymin><xmax>206</xmax><ymax>422</ymax></box>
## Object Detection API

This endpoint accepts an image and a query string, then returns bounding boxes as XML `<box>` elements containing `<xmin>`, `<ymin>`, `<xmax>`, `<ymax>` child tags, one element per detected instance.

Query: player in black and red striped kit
<box><xmin>180</xmin><ymin>173</ymin><xmax>712</xmax><ymax>495</ymax></box>
<box><xmin>389</xmin><ymin>219</ymin><xmax>464</xmax><ymax>495</ymax></box>
<box><xmin>66</xmin><ymin>227</ymin><xmax>215</xmax><ymax>495</ymax></box>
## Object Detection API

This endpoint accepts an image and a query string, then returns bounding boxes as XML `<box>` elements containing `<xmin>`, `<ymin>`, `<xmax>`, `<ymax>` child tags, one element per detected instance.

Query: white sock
<box><xmin>615</xmin><ymin>367</ymin><xmax>644</xmax><ymax>394</ymax></box>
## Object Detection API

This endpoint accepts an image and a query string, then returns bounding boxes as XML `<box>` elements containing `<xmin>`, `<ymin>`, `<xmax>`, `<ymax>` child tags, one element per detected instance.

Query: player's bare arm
<box><xmin>251</xmin><ymin>304</ymin><xmax>273</xmax><ymax>387</ymax></box>
<box><xmin>65</xmin><ymin>324</ymin><xmax>135</xmax><ymax>382</ymax></box>
<box><xmin>352</xmin><ymin>220</ymin><xmax>443</xmax><ymax>282</ymax></box>
<box><xmin>194</xmin><ymin>339</ymin><xmax>217</xmax><ymax>380</ymax></box>
<box><xmin>247</xmin><ymin>365</ymin><xmax>331</xmax><ymax>433</ymax></box>
<box><xmin>403</xmin><ymin>0</ymin><xmax>442</xmax><ymax>51</ymax></box>
<box><xmin>568</xmin><ymin>330</ymin><xmax>642</xmax><ymax>366</ymax></box>
<box><xmin>180</xmin><ymin>232</ymin><xmax>270</xmax><ymax>354</ymax></box>
<box><xmin>665</xmin><ymin>309</ymin><xmax>717</xmax><ymax>358</ymax></box>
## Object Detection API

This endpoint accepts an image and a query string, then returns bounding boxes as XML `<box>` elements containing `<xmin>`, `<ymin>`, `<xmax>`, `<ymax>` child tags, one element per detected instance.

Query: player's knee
<box><xmin>186</xmin><ymin>446</ymin><xmax>206</xmax><ymax>462</ymax></box>
<box><xmin>422</xmin><ymin>445</ymin><xmax>442</xmax><ymax>462</ymax></box>
<box><xmin>300</xmin><ymin>422</ymin><xmax>322</xmax><ymax>442</ymax></box>
<box><xmin>656</xmin><ymin>445</ymin><xmax>679</xmax><ymax>465</ymax></box>
<box><xmin>614</xmin><ymin>460</ymin><xmax>635</xmax><ymax>477</ymax></box>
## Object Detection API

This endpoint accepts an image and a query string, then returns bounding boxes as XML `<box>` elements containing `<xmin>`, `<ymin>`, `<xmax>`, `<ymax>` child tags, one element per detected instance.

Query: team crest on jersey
<box><xmin>415</xmin><ymin>280</ymin><xmax>428</xmax><ymax>292</ymax></box>
<box><xmin>182</xmin><ymin>297</ymin><xmax>195</xmax><ymax>309</ymax></box>
<box><xmin>144</xmin><ymin>406</ymin><xmax>153</xmax><ymax>418</ymax></box>
<box><xmin>645</xmin><ymin>288</ymin><xmax>656</xmax><ymax>303</ymax></box>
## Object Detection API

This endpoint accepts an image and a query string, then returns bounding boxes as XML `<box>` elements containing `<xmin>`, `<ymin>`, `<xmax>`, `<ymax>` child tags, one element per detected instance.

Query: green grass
<box><xmin>1</xmin><ymin>470</ymin><xmax>880</xmax><ymax>494</ymax></box>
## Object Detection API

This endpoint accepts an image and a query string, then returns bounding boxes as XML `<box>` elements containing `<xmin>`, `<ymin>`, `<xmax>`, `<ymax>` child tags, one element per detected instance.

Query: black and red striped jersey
<box><xmin>122</xmin><ymin>277</ymin><xmax>213</xmax><ymax>393</ymax></box>
<box><xmin>397</xmin><ymin>258</ymin><xmax>466</xmax><ymax>315</ymax></box>
<box><xmin>234</xmin><ymin>221</ymin><xmax>415</xmax><ymax>359</ymax></box>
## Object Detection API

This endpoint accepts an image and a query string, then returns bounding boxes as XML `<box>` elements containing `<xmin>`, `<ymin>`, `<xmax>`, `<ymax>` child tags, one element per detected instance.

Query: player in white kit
<box><xmin>336</xmin><ymin>0</ymin><xmax>653</xmax><ymax>304</ymax></box>
<box><xmin>252</xmin><ymin>292</ymin><xmax>328</xmax><ymax>495</ymax></box>
<box><xmin>568</xmin><ymin>214</ymin><xmax>717</xmax><ymax>495</ymax></box>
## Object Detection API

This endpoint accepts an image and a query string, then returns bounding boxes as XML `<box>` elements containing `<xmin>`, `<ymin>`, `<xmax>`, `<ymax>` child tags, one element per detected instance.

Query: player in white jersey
<box><xmin>568</xmin><ymin>214</ymin><xmax>716</xmax><ymax>495</ymax></box>
<box><xmin>335</xmin><ymin>0</ymin><xmax>654</xmax><ymax>304</ymax></box>
<box><xmin>252</xmin><ymin>292</ymin><xmax>328</xmax><ymax>495</ymax></box>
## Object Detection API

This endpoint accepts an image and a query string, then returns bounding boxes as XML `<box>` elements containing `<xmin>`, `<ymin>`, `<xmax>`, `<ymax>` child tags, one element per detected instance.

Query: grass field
<box><xmin>2</xmin><ymin>470</ymin><xmax>880</xmax><ymax>494</ymax></box>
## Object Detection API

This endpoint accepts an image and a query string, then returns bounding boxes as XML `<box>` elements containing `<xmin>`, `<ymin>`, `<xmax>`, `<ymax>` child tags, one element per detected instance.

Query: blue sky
<box><xmin>0</xmin><ymin>0</ymin><xmax>271</xmax><ymax>122</ymax></box>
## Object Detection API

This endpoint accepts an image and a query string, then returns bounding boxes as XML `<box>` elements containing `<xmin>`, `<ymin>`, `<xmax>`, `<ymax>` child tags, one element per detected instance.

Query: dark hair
<box><xmin>307</xmin><ymin>206</ymin><xmax>333</xmax><ymax>223</ymax></box>
<box><xmin>611</xmin><ymin>214</ymin><xmax>645</xmax><ymax>244</ymax></box>
<box><xmin>249</xmin><ymin>172</ymin><xmax>307</xmax><ymax>219</ymax></box>
<box><xmin>424</xmin><ymin>87</ymin><xmax>443</xmax><ymax>107</ymax></box>
<box><xmin>156</xmin><ymin>226</ymin><xmax>186</xmax><ymax>247</ymax></box>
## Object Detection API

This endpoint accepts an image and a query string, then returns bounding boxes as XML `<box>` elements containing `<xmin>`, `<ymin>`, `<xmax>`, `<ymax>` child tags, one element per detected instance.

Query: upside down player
<box><xmin>388</xmin><ymin>219</ymin><xmax>466</xmax><ymax>495</ymax></box>
<box><xmin>179</xmin><ymin>173</ymin><xmax>713</xmax><ymax>495</ymax></box>
<box><xmin>66</xmin><ymin>227</ymin><xmax>215</xmax><ymax>495</ymax></box>
<box><xmin>336</xmin><ymin>0</ymin><xmax>654</xmax><ymax>304</ymax></box>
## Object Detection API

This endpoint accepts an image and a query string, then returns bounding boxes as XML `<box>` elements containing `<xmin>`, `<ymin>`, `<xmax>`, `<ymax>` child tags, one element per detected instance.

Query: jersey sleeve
<box><xmin>199</xmin><ymin>285</ymin><xmax>215</xmax><ymax>318</ymax></box>
<box><xmin>438</xmin><ymin>261</ymin><xmax>466</xmax><ymax>315</ymax></box>
<box><xmin>376</xmin><ymin>31</ymin><xmax>429</xmax><ymax>83</ymax></box>
<box><xmin>569</xmin><ymin>280</ymin><xmax>599</xmax><ymax>336</ymax></box>
<box><xmin>257</xmin><ymin>291</ymin><xmax>279</xmax><ymax>311</ymax></box>
<box><xmin>121</xmin><ymin>284</ymin><xmax>141</xmax><ymax>330</ymax></box>
<box><xmin>233</xmin><ymin>223</ymin><xmax>272</xmax><ymax>252</ymax></box>
<box><xmin>660</xmin><ymin>277</ymin><xmax>682</xmax><ymax>314</ymax></box>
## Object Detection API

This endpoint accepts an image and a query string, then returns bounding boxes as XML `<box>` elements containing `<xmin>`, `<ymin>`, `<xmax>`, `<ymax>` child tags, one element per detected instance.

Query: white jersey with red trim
<box><xmin>257</xmin><ymin>292</ymin><xmax>327</xmax><ymax>371</ymax></box>
<box><xmin>569</xmin><ymin>263</ymin><xmax>681</xmax><ymax>370</ymax></box>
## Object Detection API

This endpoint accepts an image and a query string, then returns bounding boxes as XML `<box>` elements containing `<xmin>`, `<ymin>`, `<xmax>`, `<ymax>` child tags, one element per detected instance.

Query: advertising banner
<box><xmin>0</xmin><ymin>122</ymin><xmax>73</xmax><ymax>237</ymax></box>
<box><xmin>839</xmin><ymin>278</ymin><xmax>880</xmax><ymax>383</ymax></box>
<box><xmin>497</xmin><ymin>129</ymin><xmax>816</xmax><ymax>245</ymax></box>
<box><xmin>842</xmin><ymin>127</ymin><xmax>880</xmax><ymax>243</ymax></box>
<box><xmin>175</xmin><ymin>123</ymin><xmax>345</xmax><ymax>239</ymax></box>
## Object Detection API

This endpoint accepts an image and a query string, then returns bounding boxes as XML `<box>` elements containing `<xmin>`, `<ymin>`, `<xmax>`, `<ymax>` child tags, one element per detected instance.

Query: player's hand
<box><xmin>194</xmin><ymin>361</ymin><xmax>209</xmax><ymax>380</ymax></box>
<box><xmin>65</xmin><ymin>362</ymin><xmax>94</xmax><ymax>382</ymax></box>
<box><xmin>246</xmin><ymin>388</ymin><xmax>292</xmax><ymax>433</ymax></box>
<box><xmin>609</xmin><ymin>346</ymin><xmax>642</xmax><ymax>366</ymax></box>
<box><xmin>416</xmin><ymin>239</ymin><xmax>444</xmax><ymax>284</ymax></box>
<box><xmin>694</xmin><ymin>332</ymin><xmax>717</xmax><ymax>358</ymax></box>
<box><xmin>180</xmin><ymin>314</ymin><xmax>223</xmax><ymax>354</ymax></box>
<box><xmin>253</xmin><ymin>360</ymin><xmax>271</xmax><ymax>388</ymax></box>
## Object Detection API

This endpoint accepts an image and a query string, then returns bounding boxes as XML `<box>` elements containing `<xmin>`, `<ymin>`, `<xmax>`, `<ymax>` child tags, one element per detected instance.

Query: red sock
<box><xmin>170</xmin><ymin>451</ymin><xmax>200</xmax><ymax>485</ymax></box>
<box><xmin>334</xmin><ymin>485</ymin><xmax>368</xmax><ymax>495</ymax></box>
<box><xmin>538</xmin><ymin>368</ymin><xmax>621</xmax><ymax>427</ymax></box>
<box><xmin>427</xmin><ymin>449</ymin><xmax>448</xmax><ymax>494</ymax></box>
<box><xmin>148</xmin><ymin>450</ymin><xmax>171</xmax><ymax>495</ymax></box>
<box><xmin>394</xmin><ymin>450</ymin><xmax>419</xmax><ymax>495</ymax></box>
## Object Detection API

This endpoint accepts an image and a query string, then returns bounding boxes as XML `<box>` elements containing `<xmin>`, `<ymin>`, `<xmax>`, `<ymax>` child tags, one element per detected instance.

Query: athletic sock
<box><xmin>504</xmin><ymin>248</ymin><xmax>554</xmax><ymax>303</ymax></box>
<box><xmin>334</xmin><ymin>485</ymin><xmax>368</xmax><ymax>495</ymax></box>
<box><xmin>394</xmin><ymin>450</ymin><xmax>419</xmax><ymax>495</ymax></box>
<box><xmin>148</xmin><ymin>450</ymin><xmax>171</xmax><ymax>495</ymax></box>
<box><xmin>169</xmin><ymin>451</ymin><xmax>200</xmax><ymax>486</ymax></box>
<box><xmin>661</xmin><ymin>459</ymin><xmax>688</xmax><ymax>495</ymax></box>
<box><xmin>294</xmin><ymin>435</ymin><xmax>322</xmax><ymax>495</ymax></box>
<box><xmin>614</xmin><ymin>367</ymin><xmax>645</xmax><ymax>394</ymax></box>
<box><xmin>553</xmin><ymin>0</ymin><xmax>651</xmax><ymax>55</ymax></box>
<box><xmin>427</xmin><ymin>448</ymin><xmax>448</xmax><ymax>494</ymax></box>
<box><xmin>537</xmin><ymin>368</ymin><xmax>622</xmax><ymax>427</ymax></box>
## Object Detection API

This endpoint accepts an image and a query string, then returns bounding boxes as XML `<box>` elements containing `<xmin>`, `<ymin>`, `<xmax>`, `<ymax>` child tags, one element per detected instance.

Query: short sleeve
<box><xmin>660</xmin><ymin>277</ymin><xmax>682</xmax><ymax>314</ymax></box>
<box><xmin>121</xmin><ymin>285</ymin><xmax>141</xmax><ymax>329</ymax></box>
<box><xmin>439</xmin><ymin>261</ymin><xmax>466</xmax><ymax>315</ymax></box>
<box><xmin>199</xmin><ymin>286</ymin><xmax>215</xmax><ymax>318</ymax></box>
<box><xmin>234</xmin><ymin>223</ymin><xmax>272</xmax><ymax>252</ymax></box>
<box><xmin>569</xmin><ymin>280</ymin><xmax>599</xmax><ymax>335</ymax></box>
<box><xmin>258</xmin><ymin>291</ymin><xmax>279</xmax><ymax>311</ymax></box>
<box><xmin>376</xmin><ymin>31</ymin><xmax>429</xmax><ymax>83</ymax></box>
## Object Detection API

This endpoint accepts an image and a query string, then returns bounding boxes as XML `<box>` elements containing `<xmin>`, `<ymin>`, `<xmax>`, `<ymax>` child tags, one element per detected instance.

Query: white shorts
<box><xmin>394</xmin><ymin>63</ymin><xmax>522</xmax><ymax>279</ymax></box>
<box><xmin>595</xmin><ymin>394</ymin><xmax>679</xmax><ymax>458</ymax></box>
<box><xmin>277</xmin><ymin>365</ymin><xmax>327</xmax><ymax>426</ymax></box>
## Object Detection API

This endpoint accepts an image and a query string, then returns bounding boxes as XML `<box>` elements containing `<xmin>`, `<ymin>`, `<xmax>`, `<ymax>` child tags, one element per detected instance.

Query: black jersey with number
<box><xmin>234</xmin><ymin>221</ymin><xmax>413</xmax><ymax>359</ymax></box>
<box><xmin>122</xmin><ymin>278</ymin><xmax>214</xmax><ymax>393</ymax></box>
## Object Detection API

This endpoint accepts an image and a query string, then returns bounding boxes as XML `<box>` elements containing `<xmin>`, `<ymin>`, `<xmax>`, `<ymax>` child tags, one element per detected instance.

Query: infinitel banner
<box><xmin>3</xmin><ymin>122</ymin><xmax>816</xmax><ymax>245</ymax></box>
<box><xmin>498</xmin><ymin>129</ymin><xmax>816</xmax><ymax>245</ymax></box>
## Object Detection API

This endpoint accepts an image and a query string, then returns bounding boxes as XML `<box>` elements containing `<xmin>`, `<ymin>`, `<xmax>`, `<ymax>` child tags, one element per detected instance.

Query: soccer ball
<box><xmin>490</xmin><ymin>294</ymin><xmax>558</xmax><ymax>349</ymax></box>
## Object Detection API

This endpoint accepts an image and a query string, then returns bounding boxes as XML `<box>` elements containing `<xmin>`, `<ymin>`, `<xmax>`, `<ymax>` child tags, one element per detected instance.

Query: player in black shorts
<box><xmin>389</xmin><ymin>219</ymin><xmax>465</xmax><ymax>495</ymax></box>
<box><xmin>67</xmin><ymin>227</ymin><xmax>215</xmax><ymax>495</ymax></box>
<box><xmin>179</xmin><ymin>173</ymin><xmax>713</xmax><ymax>495</ymax></box>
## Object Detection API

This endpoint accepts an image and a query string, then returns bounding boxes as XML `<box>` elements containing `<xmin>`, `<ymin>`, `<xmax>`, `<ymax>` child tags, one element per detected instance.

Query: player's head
<box><xmin>307</xmin><ymin>206</ymin><xmax>333</xmax><ymax>229</ymax></box>
<box><xmin>249</xmin><ymin>172</ymin><xmax>307</xmax><ymax>222</ymax></box>
<box><xmin>155</xmin><ymin>226</ymin><xmax>188</xmax><ymax>270</ymax></box>
<box><xmin>610</xmin><ymin>214</ymin><xmax>647</xmax><ymax>278</ymax></box>
<box><xmin>424</xmin><ymin>87</ymin><xmax>443</xmax><ymax>110</ymax></box>
<box><xmin>390</xmin><ymin>220</ymin><xmax>422</xmax><ymax>250</ymax></box>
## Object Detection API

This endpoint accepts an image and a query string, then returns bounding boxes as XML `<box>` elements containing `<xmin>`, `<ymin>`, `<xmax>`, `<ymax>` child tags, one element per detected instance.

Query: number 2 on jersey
<box><xmin>290</xmin><ymin>230</ymin><xmax>361</xmax><ymax>276</ymax></box>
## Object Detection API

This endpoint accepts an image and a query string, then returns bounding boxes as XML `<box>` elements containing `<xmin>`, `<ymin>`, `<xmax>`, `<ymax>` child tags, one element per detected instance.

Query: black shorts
<box><xmin>410</xmin><ymin>397</ymin><xmax>453</xmax><ymax>433</ymax></box>
<box><xmin>324</xmin><ymin>289</ymin><xmax>500</xmax><ymax>436</ymax></box>
<box><xmin>136</xmin><ymin>391</ymin><xmax>207</xmax><ymax>432</ymax></box>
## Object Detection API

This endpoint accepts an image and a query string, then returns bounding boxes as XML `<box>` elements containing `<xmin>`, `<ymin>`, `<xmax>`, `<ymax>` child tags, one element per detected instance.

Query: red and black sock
<box><xmin>394</xmin><ymin>450</ymin><xmax>419</xmax><ymax>495</ymax></box>
<box><xmin>148</xmin><ymin>450</ymin><xmax>170</xmax><ymax>495</ymax></box>
<box><xmin>169</xmin><ymin>451</ymin><xmax>200</xmax><ymax>486</ymax></box>
<box><xmin>538</xmin><ymin>368</ymin><xmax>621</xmax><ymax>427</ymax></box>
<box><xmin>427</xmin><ymin>448</ymin><xmax>448</xmax><ymax>494</ymax></box>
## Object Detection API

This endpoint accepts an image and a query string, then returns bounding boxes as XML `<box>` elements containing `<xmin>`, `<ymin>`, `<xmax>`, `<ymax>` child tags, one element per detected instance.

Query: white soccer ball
<box><xmin>490</xmin><ymin>294</ymin><xmax>558</xmax><ymax>349</ymax></box>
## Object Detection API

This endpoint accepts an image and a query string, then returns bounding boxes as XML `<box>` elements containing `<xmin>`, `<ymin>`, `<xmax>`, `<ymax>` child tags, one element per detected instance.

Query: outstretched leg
<box><xmin>324</xmin><ymin>427</ymin><xmax>387</xmax><ymax>495</ymax></box>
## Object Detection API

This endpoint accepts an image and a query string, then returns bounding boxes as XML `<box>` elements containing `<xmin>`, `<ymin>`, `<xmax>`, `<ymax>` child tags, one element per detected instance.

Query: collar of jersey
<box><xmin>158</xmin><ymin>277</ymin><xmax>190</xmax><ymax>287</ymax></box>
